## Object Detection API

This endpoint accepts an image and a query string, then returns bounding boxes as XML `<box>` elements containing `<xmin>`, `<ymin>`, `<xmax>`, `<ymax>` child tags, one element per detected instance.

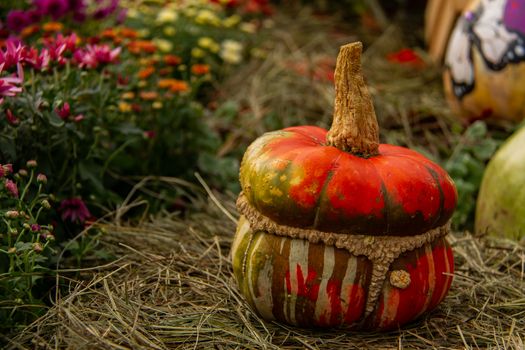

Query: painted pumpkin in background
<box><xmin>476</xmin><ymin>126</ymin><xmax>525</xmax><ymax>240</ymax></box>
<box><xmin>443</xmin><ymin>0</ymin><xmax>525</xmax><ymax>122</ymax></box>
<box><xmin>231</xmin><ymin>42</ymin><xmax>458</xmax><ymax>330</ymax></box>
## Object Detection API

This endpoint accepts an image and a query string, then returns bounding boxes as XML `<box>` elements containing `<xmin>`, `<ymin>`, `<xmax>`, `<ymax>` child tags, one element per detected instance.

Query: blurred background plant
<box><xmin>0</xmin><ymin>0</ymin><xmax>272</xmax><ymax>333</ymax></box>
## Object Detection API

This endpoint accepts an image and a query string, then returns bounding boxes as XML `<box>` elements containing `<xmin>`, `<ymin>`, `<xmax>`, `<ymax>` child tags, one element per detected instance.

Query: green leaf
<box><xmin>47</xmin><ymin>111</ymin><xmax>65</xmax><ymax>128</ymax></box>
<box><xmin>114</xmin><ymin>123</ymin><xmax>144</xmax><ymax>135</ymax></box>
<box><xmin>465</xmin><ymin>121</ymin><xmax>487</xmax><ymax>139</ymax></box>
<box><xmin>78</xmin><ymin>161</ymin><xmax>105</xmax><ymax>194</ymax></box>
<box><xmin>0</xmin><ymin>135</ymin><xmax>16</xmax><ymax>160</ymax></box>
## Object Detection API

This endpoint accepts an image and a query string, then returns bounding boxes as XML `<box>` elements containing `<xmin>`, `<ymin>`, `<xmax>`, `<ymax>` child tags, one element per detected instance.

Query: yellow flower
<box><xmin>183</xmin><ymin>8</ymin><xmax>197</xmax><ymax>17</ymax></box>
<box><xmin>198</xmin><ymin>37</ymin><xmax>214</xmax><ymax>49</ymax></box>
<box><xmin>240</xmin><ymin>22</ymin><xmax>257</xmax><ymax>34</ymax></box>
<box><xmin>156</xmin><ymin>8</ymin><xmax>178</xmax><ymax>23</ymax></box>
<box><xmin>127</xmin><ymin>8</ymin><xmax>139</xmax><ymax>18</ymax></box>
<box><xmin>138</xmin><ymin>80</ymin><xmax>148</xmax><ymax>88</ymax></box>
<box><xmin>137</xmin><ymin>28</ymin><xmax>150</xmax><ymax>38</ymax></box>
<box><xmin>164</xmin><ymin>26</ymin><xmax>177</xmax><ymax>36</ymax></box>
<box><xmin>154</xmin><ymin>38</ymin><xmax>173</xmax><ymax>53</ymax></box>
<box><xmin>223</xmin><ymin>15</ymin><xmax>241</xmax><ymax>28</ymax></box>
<box><xmin>191</xmin><ymin>47</ymin><xmax>205</xmax><ymax>58</ymax></box>
<box><xmin>121</xmin><ymin>92</ymin><xmax>135</xmax><ymax>100</ymax></box>
<box><xmin>220</xmin><ymin>40</ymin><xmax>243</xmax><ymax>64</ymax></box>
<box><xmin>118</xmin><ymin>102</ymin><xmax>132</xmax><ymax>113</ymax></box>
<box><xmin>152</xmin><ymin>101</ymin><xmax>163</xmax><ymax>109</ymax></box>
<box><xmin>195</xmin><ymin>10</ymin><xmax>220</xmax><ymax>26</ymax></box>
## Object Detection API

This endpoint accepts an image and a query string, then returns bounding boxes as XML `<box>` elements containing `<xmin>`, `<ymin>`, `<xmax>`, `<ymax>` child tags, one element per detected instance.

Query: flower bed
<box><xmin>0</xmin><ymin>0</ymin><xmax>271</xmax><ymax>333</ymax></box>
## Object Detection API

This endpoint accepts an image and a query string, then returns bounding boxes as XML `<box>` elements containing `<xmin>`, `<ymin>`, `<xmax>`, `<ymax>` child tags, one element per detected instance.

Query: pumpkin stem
<box><xmin>326</xmin><ymin>42</ymin><xmax>380</xmax><ymax>157</ymax></box>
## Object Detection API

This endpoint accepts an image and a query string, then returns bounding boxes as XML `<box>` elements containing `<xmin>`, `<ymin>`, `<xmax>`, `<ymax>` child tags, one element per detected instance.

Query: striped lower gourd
<box><xmin>232</xmin><ymin>42</ymin><xmax>458</xmax><ymax>330</ymax></box>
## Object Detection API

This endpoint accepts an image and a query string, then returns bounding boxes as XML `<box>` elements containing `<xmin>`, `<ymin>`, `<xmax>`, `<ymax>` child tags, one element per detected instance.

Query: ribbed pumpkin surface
<box><xmin>240</xmin><ymin>125</ymin><xmax>457</xmax><ymax>236</ymax></box>
<box><xmin>232</xmin><ymin>216</ymin><xmax>454</xmax><ymax>330</ymax></box>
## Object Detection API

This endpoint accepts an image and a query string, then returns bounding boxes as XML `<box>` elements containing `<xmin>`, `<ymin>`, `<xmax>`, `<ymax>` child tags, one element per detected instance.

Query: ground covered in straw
<box><xmin>6</xmin><ymin>6</ymin><xmax>525</xmax><ymax>350</ymax></box>
<box><xmin>6</xmin><ymin>194</ymin><xmax>525</xmax><ymax>349</ymax></box>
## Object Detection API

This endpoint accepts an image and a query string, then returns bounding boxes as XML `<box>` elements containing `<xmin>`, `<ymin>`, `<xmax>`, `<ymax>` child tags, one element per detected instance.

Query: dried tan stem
<box><xmin>326</xmin><ymin>42</ymin><xmax>379</xmax><ymax>157</ymax></box>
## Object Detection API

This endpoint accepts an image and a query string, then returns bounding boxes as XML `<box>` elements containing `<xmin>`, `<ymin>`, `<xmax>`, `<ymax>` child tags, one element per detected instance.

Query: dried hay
<box><xmin>5</xmin><ymin>192</ymin><xmax>525</xmax><ymax>349</ymax></box>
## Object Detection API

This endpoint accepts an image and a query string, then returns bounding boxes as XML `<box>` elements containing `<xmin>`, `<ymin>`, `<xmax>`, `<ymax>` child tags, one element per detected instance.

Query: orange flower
<box><xmin>163</xmin><ymin>54</ymin><xmax>182</xmax><ymax>66</ymax></box>
<box><xmin>21</xmin><ymin>25</ymin><xmax>40</xmax><ymax>38</ymax></box>
<box><xmin>139</xmin><ymin>91</ymin><xmax>159</xmax><ymax>100</ymax></box>
<box><xmin>101</xmin><ymin>28</ymin><xmax>117</xmax><ymax>39</ymax></box>
<box><xmin>157</xmin><ymin>79</ymin><xmax>189</xmax><ymax>93</ymax></box>
<box><xmin>127</xmin><ymin>40</ymin><xmax>157</xmax><ymax>54</ymax></box>
<box><xmin>191</xmin><ymin>64</ymin><xmax>210</xmax><ymax>75</ymax></box>
<box><xmin>157</xmin><ymin>78</ymin><xmax>179</xmax><ymax>89</ymax></box>
<box><xmin>119</xmin><ymin>27</ymin><xmax>139</xmax><ymax>39</ymax></box>
<box><xmin>42</xmin><ymin>22</ymin><xmax>64</xmax><ymax>32</ymax></box>
<box><xmin>169</xmin><ymin>81</ymin><xmax>189</xmax><ymax>93</ymax></box>
<box><xmin>138</xmin><ymin>66</ymin><xmax>155</xmax><ymax>79</ymax></box>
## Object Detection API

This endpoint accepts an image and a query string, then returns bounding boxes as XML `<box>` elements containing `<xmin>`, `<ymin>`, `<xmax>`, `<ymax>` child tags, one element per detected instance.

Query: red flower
<box><xmin>59</xmin><ymin>197</ymin><xmax>91</xmax><ymax>223</ymax></box>
<box><xmin>386</xmin><ymin>48</ymin><xmax>425</xmax><ymax>68</ymax></box>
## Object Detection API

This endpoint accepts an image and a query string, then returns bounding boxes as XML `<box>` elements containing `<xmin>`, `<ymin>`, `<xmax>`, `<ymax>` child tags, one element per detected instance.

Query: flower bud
<box><xmin>3</xmin><ymin>164</ymin><xmax>13</xmax><ymax>175</ymax></box>
<box><xmin>41</xmin><ymin>199</ymin><xmax>51</xmax><ymax>209</ymax></box>
<box><xmin>37</xmin><ymin>173</ymin><xmax>47</xmax><ymax>184</ymax></box>
<box><xmin>5</xmin><ymin>210</ymin><xmax>19</xmax><ymax>219</ymax></box>
<box><xmin>7</xmin><ymin>247</ymin><xmax>16</xmax><ymax>254</ymax></box>
<box><xmin>32</xmin><ymin>242</ymin><xmax>43</xmax><ymax>253</ymax></box>
<box><xmin>26</xmin><ymin>160</ymin><xmax>38</xmax><ymax>168</ymax></box>
<box><xmin>30</xmin><ymin>224</ymin><xmax>41</xmax><ymax>232</ymax></box>
<box><xmin>5</xmin><ymin>180</ymin><xmax>19</xmax><ymax>198</ymax></box>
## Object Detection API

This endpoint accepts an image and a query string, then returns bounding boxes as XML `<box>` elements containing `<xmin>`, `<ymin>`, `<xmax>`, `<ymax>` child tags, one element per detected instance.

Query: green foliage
<box><xmin>445</xmin><ymin>121</ymin><xmax>509</xmax><ymax>231</ymax></box>
<box><xmin>0</xmin><ymin>162</ymin><xmax>56</xmax><ymax>332</ymax></box>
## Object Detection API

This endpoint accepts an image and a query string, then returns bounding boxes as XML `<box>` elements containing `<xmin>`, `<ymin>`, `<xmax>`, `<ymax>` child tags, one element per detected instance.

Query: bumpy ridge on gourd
<box><xmin>237</xmin><ymin>192</ymin><xmax>450</xmax><ymax>316</ymax></box>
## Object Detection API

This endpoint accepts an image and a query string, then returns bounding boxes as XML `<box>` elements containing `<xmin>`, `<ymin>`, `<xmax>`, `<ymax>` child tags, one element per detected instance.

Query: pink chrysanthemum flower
<box><xmin>59</xmin><ymin>197</ymin><xmax>91</xmax><ymax>223</ymax></box>
<box><xmin>24</xmin><ymin>47</ymin><xmax>51</xmax><ymax>71</ymax></box>
<box><xmin>0</xmin><ymin>63</ymin><xmax>23</xmax><ymax>105</ymax></box>
<box><xmin>0</xmin><ymin>39</ymin><xmax>26</xmax><ymax>70</ymax></box>
<box><xmin>74</xmin><ymin>44</ymin><xmax>121</xmax><ymax>69</ymax></box>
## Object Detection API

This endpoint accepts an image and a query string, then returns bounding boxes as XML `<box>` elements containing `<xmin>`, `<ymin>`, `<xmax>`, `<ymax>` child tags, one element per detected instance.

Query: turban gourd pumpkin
<box><xmin>232</xmin><ymin>42</ymin><xmax>457</xmax><ymax>330</ymax></box>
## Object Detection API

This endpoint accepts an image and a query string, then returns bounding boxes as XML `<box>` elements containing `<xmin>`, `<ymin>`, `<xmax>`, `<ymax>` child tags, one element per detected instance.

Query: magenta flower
<box><xmin>59</xmin><ymin>198</ymin><xmax>91</xmax><ymax>223</ymax></box>
<box><xmin>0</xmin><ymin>63</ymin><xmax>24</xmax><ymax>105</ymax></box>
<box><xmin>34</xmin><ymin>0</ymin><xmax>70</xmax><ymax>19</ymax></box>
<box><xmin>56</xmin><ymin>33</ymin><xmax>78</xmax><ymax>53</ymax></box>
<box><xmin>0</xmin><ymin>39</ymin><xmax>26</xmax><ymax>70</ymax></box>
<box><xmin>93</xmin><ymin>0</ymin><xmax>120</xmax><ymax>19</ymax></box>
<box><xmin>6</xmin><ymin>109</ymin><xmax>20</xmax><ymax>125</ymax></box>
<box><xmin>55</xmin><ymin>102</ymin><xmax>70</xmax><ymax>119</ymax></box>
<box><xmin>5</xmin><ymin>179</ymin><xmax>19</xmax><ymax>198</ymax></box>
<box><xmin>30</xmin><ymin>224</ymin><xmax>41</xmax><ymax>232</ymax></box>
<box><xmin>74</xmin><ymin>44</ymin><xmax>121</xmax><ymax>69</ymax></box>
<box><xmin>23</xmin><ymin>47</ymin><xmax>51</xmax><ymax>71</ymax></box>
<box><xmin>6</xmin><ymin>10</ymin><xmax>30</xmax><ymax>32</ymax></box>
